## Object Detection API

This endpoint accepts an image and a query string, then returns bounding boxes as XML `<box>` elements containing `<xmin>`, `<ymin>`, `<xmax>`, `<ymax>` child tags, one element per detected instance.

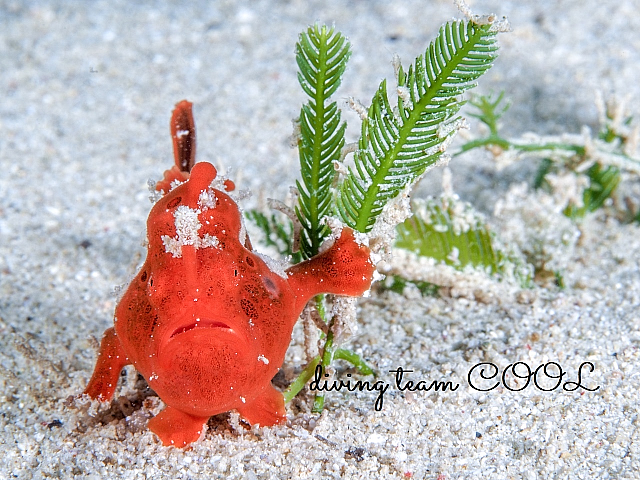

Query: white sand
<box><xmin>1</xmin><ymin>1</ymin><xmax>639</xmax><ymax>478</ymax></box>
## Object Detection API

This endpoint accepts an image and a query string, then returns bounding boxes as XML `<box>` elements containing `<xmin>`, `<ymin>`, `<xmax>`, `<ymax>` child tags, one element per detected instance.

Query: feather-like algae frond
<box><xmin>396</xmin><ymin>198</ymin><xmax>498</xmax><ymax>271</ymax></box>
<box><xmin>564</xmin><ymin>163</ymin><xmax>621</xmax><ymax>219</ymax></box>
<box><xmin>396</xmin><ymin>198</ymin><xmax>532</xmax><ymax>287</ymax></box>
<box><xmin>338</xmin><ymin>21</ymin><xmax>498</xmax><ymax>233</ymax></box>
<box><xmin>295</xmin><ymin>24</ymin><xmax>351</xmax><ymax>258</ymax></box>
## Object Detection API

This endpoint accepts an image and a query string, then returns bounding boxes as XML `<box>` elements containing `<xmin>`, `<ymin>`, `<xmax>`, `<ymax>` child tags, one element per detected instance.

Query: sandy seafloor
<box><xmin>1</xmin><ymin>0</ymin><xmax>640</xmax><ymax>478</ymax></box>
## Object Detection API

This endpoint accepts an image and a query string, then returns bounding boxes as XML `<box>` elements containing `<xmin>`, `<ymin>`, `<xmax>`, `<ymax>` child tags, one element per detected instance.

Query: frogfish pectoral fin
<box><xmin>286</xmin><ymin>228</ymin><xmax>374</xmax><ymax>312</ymax></box>
<box><xmin>84</xmin><ymin>327</ymin><xmax>130</xmax><ymax>402</ymax></box>
<box><xmin>235</xmin><ymin>384</ymin><xmax>286</xmax><ymax>427</ymax></box>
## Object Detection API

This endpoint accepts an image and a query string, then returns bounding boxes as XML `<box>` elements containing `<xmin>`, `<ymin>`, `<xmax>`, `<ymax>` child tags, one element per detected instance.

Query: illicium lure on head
<box><xmin>84</xmin><ymin>101</ymin><xmax>374</xmax><ymax>447</ymax></box>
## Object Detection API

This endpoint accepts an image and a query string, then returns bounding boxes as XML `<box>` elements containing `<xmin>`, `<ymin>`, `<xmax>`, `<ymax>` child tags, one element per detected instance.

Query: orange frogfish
<box><xmin>84</xmin><ymin>100</ymin><xmax>374</xmax><ymax>447</ymax></box>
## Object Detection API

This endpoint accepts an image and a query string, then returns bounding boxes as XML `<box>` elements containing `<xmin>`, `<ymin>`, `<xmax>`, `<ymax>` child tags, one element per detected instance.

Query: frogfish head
<box><xmin>149</xmin><ymin>314</ymin><xmax>260</xmax><ymax>416</ymax></box>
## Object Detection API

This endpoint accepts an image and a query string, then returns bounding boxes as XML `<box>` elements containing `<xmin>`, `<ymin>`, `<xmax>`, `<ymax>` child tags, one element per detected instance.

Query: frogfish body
<box><xmin>84</xmin><ymin>101</ymin><xmax>374</xmax><ymax>447</ymax></box>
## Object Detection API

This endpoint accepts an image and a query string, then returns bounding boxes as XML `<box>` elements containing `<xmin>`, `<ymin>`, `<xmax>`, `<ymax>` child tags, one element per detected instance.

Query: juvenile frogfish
<box><xmin>84</xmin><ymin>100</ymin><xmax>374</xmax><ymax>447</ymax></box>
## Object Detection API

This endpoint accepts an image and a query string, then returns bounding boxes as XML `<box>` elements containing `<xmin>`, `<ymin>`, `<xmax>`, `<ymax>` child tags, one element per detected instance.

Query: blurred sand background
<box><xmin>1</xmin><ymin>0</ymin><xmax>639</xmax><ymax>478</ymax></box>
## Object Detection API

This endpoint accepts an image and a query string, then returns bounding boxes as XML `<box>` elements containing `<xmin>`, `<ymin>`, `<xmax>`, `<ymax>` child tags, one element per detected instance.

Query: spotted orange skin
<box><xmin>84</xmin><ymin>101</ymin><xmax>374</xmax><ymax>447</ymax></box>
